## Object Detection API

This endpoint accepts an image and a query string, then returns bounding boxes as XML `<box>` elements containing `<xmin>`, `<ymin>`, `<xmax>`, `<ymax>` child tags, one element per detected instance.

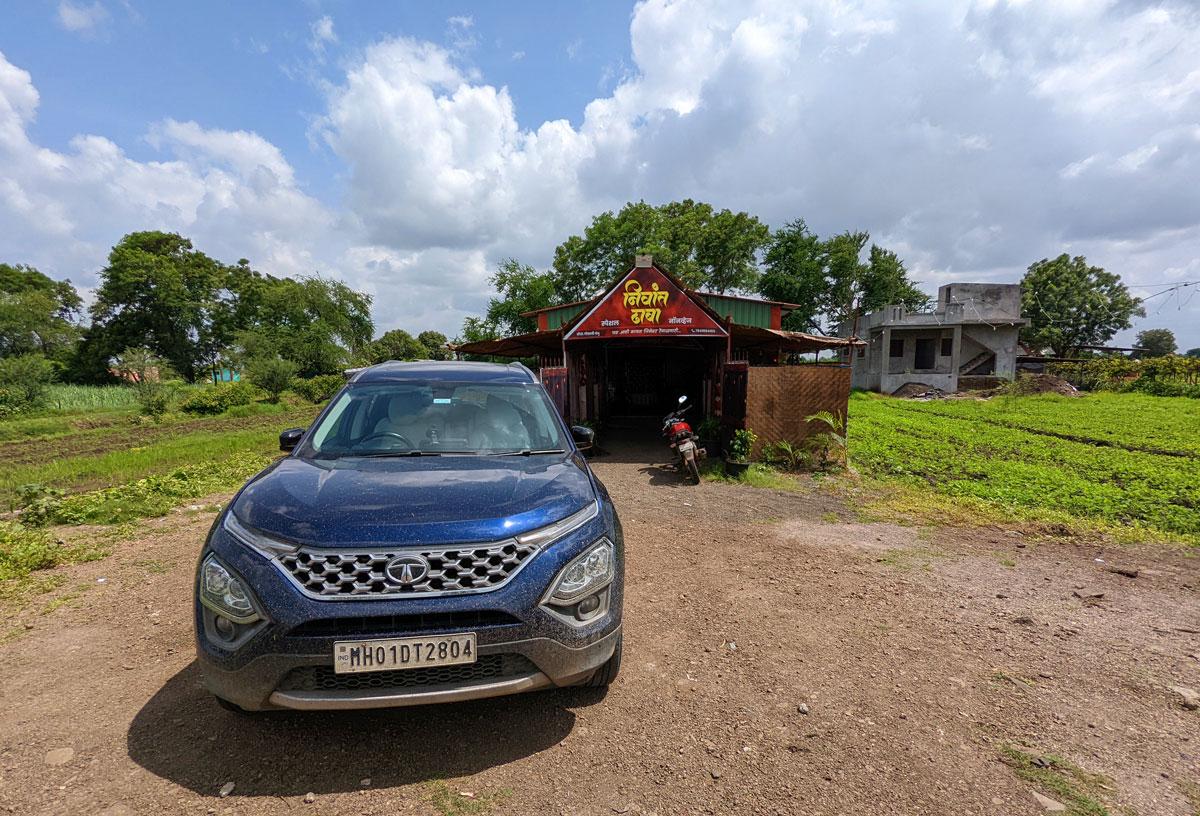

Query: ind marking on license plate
<box><xmin>333</xmin><ymin>633</ymin><xmax>477</xmax><ymax>674</ymax></box>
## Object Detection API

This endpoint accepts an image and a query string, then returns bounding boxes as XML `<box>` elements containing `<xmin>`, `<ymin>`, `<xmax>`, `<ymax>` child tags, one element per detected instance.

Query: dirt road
<box><xmin>2</xmin><ymin>453</ymin><xmax>1198</xmax><ymax>815</ymax></box>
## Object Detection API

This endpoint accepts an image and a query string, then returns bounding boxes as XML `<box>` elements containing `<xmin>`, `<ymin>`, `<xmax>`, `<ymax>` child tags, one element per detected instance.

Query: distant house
<box><xmin>210</xmin><ymin>367</ymin><xmax>241</xmax><ymax>383</ymax></box>
<box><xmin>837</xmin><ymin>283</ymin><xmax>1027</xmax><ymax>393</ymax></box>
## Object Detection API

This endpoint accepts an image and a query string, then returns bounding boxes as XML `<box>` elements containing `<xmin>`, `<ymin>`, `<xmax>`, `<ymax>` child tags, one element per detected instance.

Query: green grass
<box><xmin>999</xmin><ymin>744</ymin><xmax>1112</xmax><ymax>816</ymax></box>
<box><xmin>848</xmin><ymin>392</ymin><xmax>1199</xmax><ymax>545</ymax></box>
<box><xmin>24</xmin><ymin>450</ymin><xmax>272</xmax><ymax>525</ymax></box>
<box><xmin>703</xmin><ymin>461</ymin><xmax>809</xmax><ymax>491</ymax></box>
<box><xmin>1</xmin><ymin>426</ymin><xmax>282</xmax><ymax>507</ymax></box>
<box><xmin>41</xmin><ymin>384</ymin><xmax>141</xmax><ymax>413</ymax></box>
<box><xmin>426</xmin><ymin>781</ymin><xmax>510</xmax><ymax>816</ymax></box>
<box><xmin>0</xmin><ymin>521</ymin><xmax>109</xmax><ymax>582</ymax></box>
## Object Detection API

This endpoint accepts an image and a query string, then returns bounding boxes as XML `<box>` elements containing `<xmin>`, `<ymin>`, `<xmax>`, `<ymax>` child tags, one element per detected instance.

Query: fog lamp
<box><xmin>200</xmin><ymin>555</ymin><xmax>260</xmax><ymax>624</ymax></box>
<box><xmin>213</xmin><ymin>614</ymin><xmax>236</xmax><ymax>639</ymax></box>
<box><xmin>577</xmin><ymin>594</ymin><xmax>601</xmax><ymax>616</ymax></box>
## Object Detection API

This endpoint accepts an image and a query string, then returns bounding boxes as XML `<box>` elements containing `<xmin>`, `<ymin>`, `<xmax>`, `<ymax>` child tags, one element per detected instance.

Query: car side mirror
<box><xmin>279</xmin><ymin>427</ymin><xmax>305</xmax><ymax>452</ymax></box>
<box><xmin>570</xmin><ymin>425</ymin><xmax>595</xmax><ymax>451</ymax></box>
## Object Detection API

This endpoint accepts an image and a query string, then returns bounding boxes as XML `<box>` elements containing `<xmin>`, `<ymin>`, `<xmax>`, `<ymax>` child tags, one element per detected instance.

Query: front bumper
<box><xmin>199</xmin><ymin>627</ymin><xmax>621</xmax><ymax>710</ymax></box>
<box><xmin>194</xmin><ymin>503</ymin><xmax>623</xmax><ymax>711</ymax></box>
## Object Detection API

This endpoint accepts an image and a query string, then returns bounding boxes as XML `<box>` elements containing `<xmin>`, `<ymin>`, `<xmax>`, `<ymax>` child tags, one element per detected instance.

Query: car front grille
<box><xmin>287</xmin><ymin>610</ymin><xmax>520</xmax><ymax>638</ymax></box>
<box><xmin>276</xmin><ymin>539</ymin><xmax>540</xmax><ymax>599</ymax></box>
<box><xmin>277</xmin><ymin>654</ymin><xmax>538</xmax><ymax>692</ymax></box>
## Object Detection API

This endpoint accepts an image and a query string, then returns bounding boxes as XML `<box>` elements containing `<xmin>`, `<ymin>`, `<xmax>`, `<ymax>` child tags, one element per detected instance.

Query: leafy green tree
<box><xmin>551</xmin><ymin>200</ymin><xmax>769</xmax><ymax>300</ymax></box>
<box><xmin>1020</xmin><ymin>255</ymin><xmax>1144</xmax><ymax>357</ymax></box>
<box><xmin>367</xmin><ymin>329</ymin><xmax>427</xmax><ymax>364</ymax></box>
<box><xmin>417</xmin><ymin>330</ymin><xmax>451</xmax><ymax>360</ymax></box>
<box><xmin>484</xmin><ymin>259</ymin><xmax>557</xmax><ymax>336</ymax></box>
<box><xmin>79</xmin><ymin>232</ymin><xmax>228</xmax><ymax>382</ymax></box>
<box><xmin>246</xmin><ymin>356</ymin><xmax>298</xmax><ymax>403</ymax></box>
<box><xmin>233</xmin><ymin>275</ymin><xmax>373</xmax><ymax>377</ymax></box>
<box><xmin>758</xmin><ymin>220</ymin><xmax>828</xmax><ymax>331</ymax></box>
<box><xmin>758</xmin><ymin>222</ymin><xmax>927</xmax><ymax>333</ymax></box>
<box><xmin>0</xmin><ymin>264</ymin><xmax>83</xmax><ymax>360</ymax></box>
<box><xmin>1187</xmin><ymin>348</ymin><xmax>1200</xmax><ymax>359</ymax></box>
<box><xmin>1133</xmin><ymin>328</ymin><xmax>1177</xmax><ymax>358</ymax></box>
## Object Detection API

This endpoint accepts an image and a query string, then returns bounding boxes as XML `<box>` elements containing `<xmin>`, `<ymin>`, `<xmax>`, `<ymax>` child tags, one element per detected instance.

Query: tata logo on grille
<box><xmin>385</xmin><ymin>555</ymin><xmax>430</xmax><ymax>586</ymax></box>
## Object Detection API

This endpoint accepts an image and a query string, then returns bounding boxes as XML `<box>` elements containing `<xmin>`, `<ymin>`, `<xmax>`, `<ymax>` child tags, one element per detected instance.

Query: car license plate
<box><xmin>333</xmin><ymin>633</ymin><xmax>476</xmax><ymax>674</ymax></box>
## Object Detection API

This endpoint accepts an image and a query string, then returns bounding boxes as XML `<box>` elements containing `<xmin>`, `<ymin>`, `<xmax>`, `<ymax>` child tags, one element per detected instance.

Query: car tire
<box><xmin>584</xmin><ymin>635</ymin><xmax>622</xmax><ymax>687</ymax></box>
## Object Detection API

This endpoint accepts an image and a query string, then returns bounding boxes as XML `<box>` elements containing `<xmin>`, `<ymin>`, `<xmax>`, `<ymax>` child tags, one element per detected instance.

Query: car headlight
<box><xmin>547</xmin><ymin>538</ymin><xmax>614</xmax><ymax>604</ymax></box>
<box><xmin>223</xmin><ymin>511</ymin><xmax>297</xmax><ymax>558</ymax></box>
<box><xmin>199</xmin><ymin>555</ymin><xmax>260</xmax><ymax>624</ymax></box>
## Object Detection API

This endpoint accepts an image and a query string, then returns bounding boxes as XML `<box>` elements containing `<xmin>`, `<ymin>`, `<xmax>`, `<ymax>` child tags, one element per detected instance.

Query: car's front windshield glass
<box><xmin>300</xmin><ymin>381</ymin><xmax>569</xmax><ymax>458</ymax></box>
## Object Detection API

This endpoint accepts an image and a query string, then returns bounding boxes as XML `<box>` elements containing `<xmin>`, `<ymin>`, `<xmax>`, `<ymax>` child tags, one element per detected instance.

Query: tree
<box><xmin>1020</xmin><ymin>255</ymin><xmax>1144</xmax><ymax>357</ymax></box>
<box><xmin>551</xmin><ymin>200</ymin><xmax>769</xmax><ymax>300</ymax></box>
<box><xmin>246</xmin><ymin>357</ymin><xmax>298</xmax><ymax>403</ymax></box>
<box><xmin>80</xmin><ymin>232</ymin><xmax>228</xmax><ymax>382</ymax></box>
<box><xmin>417</xmin><ymin>331</ymin><xmax>451</xmax><ymax>360</ymax></box>
<box><xmin>757</xmin><ymin>220</ymin><xmax>828</xmax><ymax>331</ymax></box>
<box><xmin>113</xmin><ymin>346</ymin><xmax>176</xmax><ymax>417</ymax></box>
<box><xmin>758</xmin><ymin>221</ymin><xmax>927</xmax><ymax>333</ymax></box>
<box><xmin>1187</xmin><ymin>348</ymin><xmax>1200</xmax><ymax>358</ymax></box>
<box><xmin>232</xmin><ymin>275</ymin><xmax>373</xmax><ymax>378</ymax></box>
<box><xmin>367</xmin><ymin>329</ymin><xmax>427</xmax><ymax>364</ymax></box>
<box><xmin>0</xmin><ymin>263</ymin><xmax>82</xmax><ymax>360</ymax></box>
<box><xmin>1133</xmin><ymin>328</ymin><xmax>1177</xmax><ymax>358</ymax></box>
<box><xmin>0</xmin><ymin>353</ymin><xmax>54</xmax><ymax>412</ymax></box>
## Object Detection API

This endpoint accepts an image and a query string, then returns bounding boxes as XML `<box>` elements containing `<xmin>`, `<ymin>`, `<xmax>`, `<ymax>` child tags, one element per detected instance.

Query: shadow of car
<box><xmin>126</xmin><ymin>661</ymin><xmax>606</xmax><ymax>797</ymax></box>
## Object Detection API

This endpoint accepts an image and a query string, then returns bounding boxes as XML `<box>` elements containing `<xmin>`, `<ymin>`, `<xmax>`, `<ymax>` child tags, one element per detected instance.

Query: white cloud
<box><xmin>56</xmin><ymin>1</ymin><xmax>109</xmax><ymax>36</ymax></box>
<box><xmin>5</xmin><ymin>0</ymin><xmax>1200</xmax><ymax>347</ymax></box>
<box><xmin>309</xmin><ymin>15</ymin><xmax>336</xmax><ymax>56</ymax></box>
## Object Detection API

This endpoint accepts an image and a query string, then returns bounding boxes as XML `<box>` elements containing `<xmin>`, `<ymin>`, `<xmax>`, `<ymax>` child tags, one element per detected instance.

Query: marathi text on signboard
<box><xmin>566</xmin><ymin>266</ymin><xmax>728</xmax><ymax>340</ymax></box>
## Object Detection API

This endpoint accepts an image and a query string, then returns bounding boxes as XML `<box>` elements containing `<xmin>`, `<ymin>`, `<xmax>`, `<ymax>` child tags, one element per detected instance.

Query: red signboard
<box><xmin>564</xmin><ymin>266</ymin><xmax>728</xmax><ymax>341</ymax></box>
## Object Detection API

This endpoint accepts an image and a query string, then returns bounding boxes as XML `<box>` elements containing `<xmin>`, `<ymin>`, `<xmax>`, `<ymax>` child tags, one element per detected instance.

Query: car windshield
<box><xmin>299</xmin><ymin>381</ymin><xmax>569</xmax><ymax>458</ymax></box>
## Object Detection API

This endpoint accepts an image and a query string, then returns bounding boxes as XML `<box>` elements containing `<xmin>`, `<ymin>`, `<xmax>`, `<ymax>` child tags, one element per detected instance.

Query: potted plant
<box><xmin>724</xmin><ymin>428</ymin><xmax>757</xmax><ymax>477</ymax></box>
<box><xmin>696</xmin><ymin>416</ymin><xmax>720</xmax><ymax>456</ymax></box>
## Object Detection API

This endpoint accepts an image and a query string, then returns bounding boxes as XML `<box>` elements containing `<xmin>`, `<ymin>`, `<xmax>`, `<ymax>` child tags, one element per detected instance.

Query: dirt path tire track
<box><xmin>1</xmin><ymin>457</ymin><xmax>1198</xmax><ymax>815</ymax></box>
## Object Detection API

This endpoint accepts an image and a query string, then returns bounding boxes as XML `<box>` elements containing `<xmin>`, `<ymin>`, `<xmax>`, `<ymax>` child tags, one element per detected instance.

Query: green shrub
<box><xmin>0</xmin><ymin>354</ymin><xmax>54</xmax><ymax>414</ymax></box>
<box><xmin>246</xmin><ymin>357</ymin><xmax>299</xmax><ymax>403</ymax></box>
<box><xmin>178</xmin><ymin>382</ymin><xmax>256</xmax><ymax>415</ymax></box>
<box><xmin>292</xmin><ymin>373</ymin><xmax>345</xmax><ymax>404</ymax></box>
<box><xmin>0</xmin><ymin>521</ymin><xmax>59</xmax><ymax>580</ymax></box>
<box><xmin>762</xmin><ymin>440</ymin><xmax>809</xmax><ymax>471</ymax></box>
<box><xmin>728</xmin><ymin>428</ymin><xmax>758</xmax><ymax>462</ymax></box>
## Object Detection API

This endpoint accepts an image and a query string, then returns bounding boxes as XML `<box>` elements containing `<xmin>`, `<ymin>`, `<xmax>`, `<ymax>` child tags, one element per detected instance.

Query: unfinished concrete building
<box><xmin>837</xmin><ymin>283</ymin><xmax>1027</xmax><ymax>393</ymax></box>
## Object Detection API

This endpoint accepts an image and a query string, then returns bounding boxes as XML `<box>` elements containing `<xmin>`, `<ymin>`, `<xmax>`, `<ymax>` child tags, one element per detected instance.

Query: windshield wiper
<box><xmin>495</xmin><ymin>448</ymin><xmax>567</xmax><ymax>456</ymax></box>
<box><xmin>351</xmin><ymin>450</ymin><xmax>442</xmax><ymax>458</ymax></box>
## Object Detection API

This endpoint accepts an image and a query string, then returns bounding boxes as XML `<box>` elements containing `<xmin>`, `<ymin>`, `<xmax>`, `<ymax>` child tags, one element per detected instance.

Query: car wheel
<box><xmin>584</xmin><ymin>635</ymin><xmax>622</xmax><ymax>687</ymax></box>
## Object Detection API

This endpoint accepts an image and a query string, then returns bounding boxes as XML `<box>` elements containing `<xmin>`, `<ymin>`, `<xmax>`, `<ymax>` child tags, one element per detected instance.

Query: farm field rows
<box><xmin>847</xmin><ymin>391</ymin><xmax>1200</xmax><ymax>545</ymax></box>
<box><xmin>880</xmin><ymin>392</ymin><xmax>1200</xmax><ymax>457</ymax></box>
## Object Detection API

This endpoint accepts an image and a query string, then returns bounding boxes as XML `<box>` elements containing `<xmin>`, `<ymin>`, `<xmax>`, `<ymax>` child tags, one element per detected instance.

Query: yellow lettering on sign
<box><xmin>622</xmin><ymin>280</ymin><xmax>669</xmax><ymax>309</ymax></box>
<box><xmin>629</xmin><ymin>308</ymin><xmax>662</xmax><ymax>324</ymax></box>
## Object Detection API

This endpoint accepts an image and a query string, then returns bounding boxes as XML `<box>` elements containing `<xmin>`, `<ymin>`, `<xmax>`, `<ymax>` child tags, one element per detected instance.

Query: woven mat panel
<box><xmin>744</xmin><ymin>366</ymin><xmax>851</xmax><ymax>458</ymax></box>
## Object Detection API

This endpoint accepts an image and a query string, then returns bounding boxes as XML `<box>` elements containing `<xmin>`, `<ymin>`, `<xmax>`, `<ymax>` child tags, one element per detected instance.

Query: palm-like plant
<box><xmin>803</xmin><ymin>410</ymin><xmax>847</xmax><ymax>469</ymax></box>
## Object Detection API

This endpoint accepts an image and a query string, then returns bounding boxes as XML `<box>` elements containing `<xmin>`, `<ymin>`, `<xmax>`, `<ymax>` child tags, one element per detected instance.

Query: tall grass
<box><xmin>42</xmin><ymin>384</ymin><xmax>140</xmax><ymax>413</ymax></box>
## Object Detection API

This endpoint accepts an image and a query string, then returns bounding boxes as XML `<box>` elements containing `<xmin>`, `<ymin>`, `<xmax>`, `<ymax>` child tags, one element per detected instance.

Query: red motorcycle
<box><xmin>662</xmin><ymin>396</ymin><xmax>706</xmax><ymax>484</ymax></box>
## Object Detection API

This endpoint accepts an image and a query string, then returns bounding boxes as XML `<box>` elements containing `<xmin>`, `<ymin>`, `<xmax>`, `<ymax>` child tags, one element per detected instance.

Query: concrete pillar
<box><xmin>881</xmin><ymin>326</ymin><xmax>892</xmax><ymax>390</ymax></box>
<box><xmin>950</xmin><ymin>325</ymin><xmax>963</xmax><ymax>391</ymax></box>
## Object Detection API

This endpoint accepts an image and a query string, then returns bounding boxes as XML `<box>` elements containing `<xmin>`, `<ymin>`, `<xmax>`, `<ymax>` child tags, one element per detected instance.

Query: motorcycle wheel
<box><xmin>685</xmin><ymin>456</ymin><xmax>701</xmax><ymax>485</ymax></box>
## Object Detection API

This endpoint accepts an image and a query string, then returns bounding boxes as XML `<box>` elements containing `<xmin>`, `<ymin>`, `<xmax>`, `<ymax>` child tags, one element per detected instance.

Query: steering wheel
<box><xmin>357</xmin><ymin>431</ymin><xmax>416</xmax><ymax>450</ymax></box>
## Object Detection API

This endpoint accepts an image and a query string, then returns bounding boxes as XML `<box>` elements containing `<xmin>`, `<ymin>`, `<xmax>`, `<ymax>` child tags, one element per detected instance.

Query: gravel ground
<box><xmin>1</xmin><ymin>445</ymin><xmax>1198</xmax><ymax>816</ymax></box>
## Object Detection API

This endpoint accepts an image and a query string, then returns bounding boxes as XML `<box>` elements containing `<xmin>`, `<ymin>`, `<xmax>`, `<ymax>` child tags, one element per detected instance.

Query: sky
<box><xmin>1</xmin><ymin>0</ymin><xmax>1198</xmax><ymax>349</ymax></box>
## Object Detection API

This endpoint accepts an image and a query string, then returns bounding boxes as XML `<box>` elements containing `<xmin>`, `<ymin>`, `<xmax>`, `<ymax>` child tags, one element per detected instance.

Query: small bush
<box><xmin>246</xmin><ymin>357</ymin><xmax>299</xmax><ymax>403</ymax></box>
<box><xmin>0</xmin><ymin>354</ymin><xmax>54</xmax><ymax>414</ymax></box>
<box><xmin>762</xmin><ymin>440</ymin><xmax>810</xmax><ymax>471</ymax></box>
<box><xmin>178</xmin><ymin>382</ymin><xmax>256</xmax><ymax>415</ymax></box>
<box><xmin>728</xmin><ymin>428</ymin><xmax>758</xmax><ymax>462</ymax></box>
<box><xmin>292</xmin><ymin>373</ymin><xmax>345</xmax><ymax>404</ymax></box>
<box><xmin>0</xmin><ymin>520</ymin><xmax>109</xmax><ymax>583</ymax></box>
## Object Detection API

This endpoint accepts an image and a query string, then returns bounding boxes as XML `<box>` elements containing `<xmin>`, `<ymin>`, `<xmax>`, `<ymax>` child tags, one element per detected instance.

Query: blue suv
<box><xmin>194</xmin><ymin>361</ymin><xmax>622</xmax><ymax>711</ymax></box>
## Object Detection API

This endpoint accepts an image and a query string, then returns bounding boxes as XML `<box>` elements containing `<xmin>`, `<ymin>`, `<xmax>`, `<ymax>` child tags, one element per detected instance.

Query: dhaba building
<box><xmin>456</xmin><ymin>256</ymin><xmax>861</xmax><ymax>454</ymax></box>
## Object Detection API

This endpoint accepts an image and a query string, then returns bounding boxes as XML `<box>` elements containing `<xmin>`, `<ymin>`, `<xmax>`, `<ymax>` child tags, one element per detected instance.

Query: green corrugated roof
<box><xmin>699</xmin><ymin>294</ymin><xmax>772</xmax><ymax>328</ymax></box>
<box><xmin>542</xmin><ymin>303</ymin><xmax>588</xmax><ymax>330</ymax></box>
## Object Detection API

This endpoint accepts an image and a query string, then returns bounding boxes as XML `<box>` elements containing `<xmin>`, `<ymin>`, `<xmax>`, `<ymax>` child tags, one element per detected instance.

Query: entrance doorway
<box><xmin>606</xmin><ymin>346</ymin><xmax>706</xmax><ymax>421</ymax></box>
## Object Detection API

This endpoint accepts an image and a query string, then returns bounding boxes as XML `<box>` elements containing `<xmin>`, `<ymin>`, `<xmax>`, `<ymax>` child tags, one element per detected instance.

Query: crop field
<box><xmin>847</xmin><ymin>391</ymin><xmax>1200</xmax><ymax>545</ymax></box>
